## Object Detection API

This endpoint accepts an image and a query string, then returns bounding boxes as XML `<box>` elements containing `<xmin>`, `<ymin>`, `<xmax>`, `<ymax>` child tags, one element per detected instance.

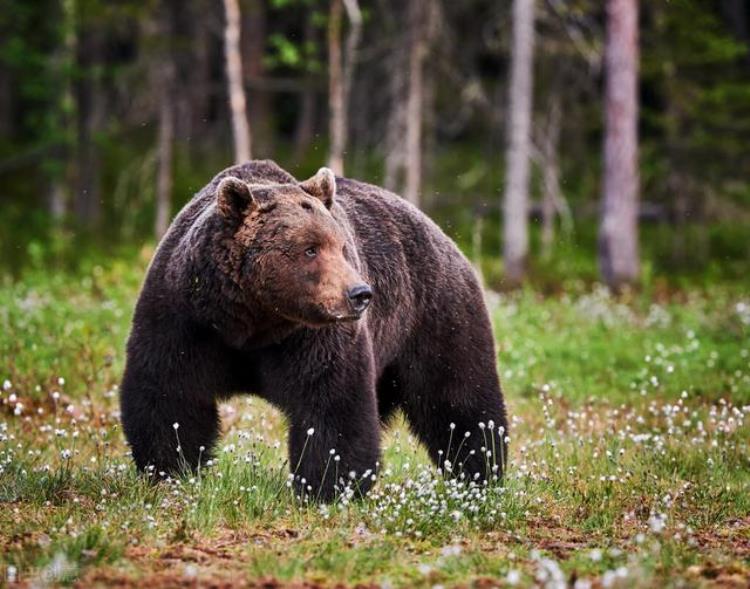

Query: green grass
<box><xmin>1</xmin><ymin>257</ymin><xmax>748</xmax><ymax>587</ymax></box>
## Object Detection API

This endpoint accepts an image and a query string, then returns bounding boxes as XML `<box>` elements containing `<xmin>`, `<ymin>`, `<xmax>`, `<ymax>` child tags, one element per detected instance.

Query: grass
<box><xmin>0</xmin><ymin>255</ymin><xmax>748</xmax><ymax>587</ymax></box>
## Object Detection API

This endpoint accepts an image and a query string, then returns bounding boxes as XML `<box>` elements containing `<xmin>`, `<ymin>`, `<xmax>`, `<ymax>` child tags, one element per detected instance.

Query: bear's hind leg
<box><xmin>398</xmin><ymin>313</ymin><xmax>508</xmax><ymax>483</ymax></box>
<box><xmin>402</xmin><ymin>386</ymin><xmax>507</xmax><ymax>483</ymax></box>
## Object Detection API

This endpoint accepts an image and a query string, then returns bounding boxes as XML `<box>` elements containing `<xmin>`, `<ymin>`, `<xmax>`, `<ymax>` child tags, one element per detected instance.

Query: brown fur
<box><xmin>120</xmin><ymin>160</ymin><xmax>508</xmax><ymax>501</ymax></box>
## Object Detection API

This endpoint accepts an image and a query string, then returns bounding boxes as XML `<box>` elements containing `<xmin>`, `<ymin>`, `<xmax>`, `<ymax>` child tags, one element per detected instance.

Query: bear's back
<box><xmin>333</xmin><ymin>175</ymin><xmax>471</xmax><ymax>280</ymax></box>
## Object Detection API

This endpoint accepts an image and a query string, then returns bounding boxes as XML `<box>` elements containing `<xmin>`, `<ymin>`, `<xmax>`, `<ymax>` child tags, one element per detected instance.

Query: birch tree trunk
<box><xmin>502</xmin><ymin>0</ymin><xmax>536</xmax><ymax>285</ymax></box>
<box><xmin>328</xmin><ymin>0</ymin><xmax>344</xmax><ymax>174</ymax></box>
<box><xmin>403</xmin><ymin>0</ymin><xmax>427</xmax><ymax>207</ymax></box>
<box><xmin>328</xmin><ymin>0</ymin><xmax>362</xmax><ymax>175</ymax></box>
<box><xmin>384</xmin><ymin>0</ymin><xmax>432</xmax><ymax>204</ymax></box>
<box><xmin>383</xmin><ymin>47</ymin><xmax>407</xmax><ymax>192</ymax></box>
<box><xmin>421</xmin><ymin>0</ymin><xmax>441</xmax><ymax>209</ymax></box>
<box><xmin>223</xmin><ymin>0</ymin><xmax>252</xmax><ymax>163</ymax></box>
<box><xmin>540</xmin><ymin>91</ymin><xmax>562</xmax><ymax>259</ymax></box>
<box><xmin>599</xmin><ymin>0</ymin><xmax>640</xmax><ymax>290</ymax></box>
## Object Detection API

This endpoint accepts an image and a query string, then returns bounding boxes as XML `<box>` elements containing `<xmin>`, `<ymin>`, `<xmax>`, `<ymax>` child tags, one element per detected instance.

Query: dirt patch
<box><xmin>686</xmin><ymin>564</ymin><xmax>750</xmax><ymax>588</ymax></box>
<box><xmin>75</xmin><ymin>569</ymin><xmax>380</xmax><ymax>589</ymax></box>
<box><xmin>695</xmin><ymin>517</ymin><xmax>750</xmax><ymax>559</ymax></box>
<box><xmin>69</xmin><ymin>532</ymin><xmax>379</xmax><ymax>589</ymax></box>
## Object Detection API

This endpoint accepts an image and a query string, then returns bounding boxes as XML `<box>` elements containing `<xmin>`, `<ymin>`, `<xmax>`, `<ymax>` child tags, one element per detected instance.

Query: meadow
<box><xmin>1</xmin><ymin>252</ymin><xmax>748</xmax><ymax>587</ymax></box>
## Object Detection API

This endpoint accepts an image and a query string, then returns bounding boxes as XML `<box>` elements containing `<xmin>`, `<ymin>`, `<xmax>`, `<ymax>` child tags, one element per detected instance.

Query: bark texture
<box><xmin>599</xmin><ymin>0</ymin><xmax>640</xmax><ymax>290</ymax></box>
<box><xmin>155</xmin><ymin>63</ymin><xmax>175</xmax><ymax>239</ymax></box>
<box><xmin>540</xmin><ymin>91</ymin><xmax>562</xmax><ymax>259</ymax></box>
<box><xmin>74</xmin><ymin>26</ymin><xmax>105</xmax><ymax>227</ymax></box>
<box><xmin>328</xmin><ymin>0</ymin><xmax>362</xmax><ymax>175</ymax></box>
<box><xmin>294</xmin><ymin>18</ymin><xmax>318</xmax><ymax>162</ymax></box>
<box><xmin>328</xmin><ymin>0</ymin><xmax>345</xmax><ymax>174</ymax></box>
<box><xmin>242</xmin><ymin>0</ymin><xmax>273</xmax><ymax>156</ymax></box>
<box><xmin>404</xmin><ymin>0</ymin><xmax>427</xmax><ymax>206</ymax></box>
<box><xmin>384</xmin><ymin>0</ymin><xmax>431</xmax><ymax>207</ymax></box>
<box><xmin>383</xmin><ymin>39</ymin><xmax>407</xmax><ymax>193</ymax></box>
<box><xmin>502</xmin><ymin>0</ymin><xmax>536</xmax><ymax>284</ymax></box>
<box><xmin>223</xmin><ymin>0</ymin><xmax>252</xmax><ymax>163</ymax></box>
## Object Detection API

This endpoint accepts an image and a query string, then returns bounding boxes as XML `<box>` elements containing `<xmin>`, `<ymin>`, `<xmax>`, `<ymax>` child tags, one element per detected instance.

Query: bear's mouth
<box><xmin>320</xmin><ymin>308</ymin><xmax>364</xmax><ymax>324</ymax></box>
<box><xmin>331</xmin><ymin>311</ymin><xmax>364</xmax><ymax>322</ymax></box>
<box><xmin>279</xmin><ymin>303</ymin><xmax>364</xmax><ymax>329</ymax></box>
<box><xmin>313</xmin><ymin>304</ymin><xmax>366</xmax><ymax>325</ymax></box>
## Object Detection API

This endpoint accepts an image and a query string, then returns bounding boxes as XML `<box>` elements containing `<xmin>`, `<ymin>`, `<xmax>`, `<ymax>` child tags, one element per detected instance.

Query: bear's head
<box><xmin>214</xmin><ymin>167</ymin><xmax>372</xmax><ymax>327</ymax></box>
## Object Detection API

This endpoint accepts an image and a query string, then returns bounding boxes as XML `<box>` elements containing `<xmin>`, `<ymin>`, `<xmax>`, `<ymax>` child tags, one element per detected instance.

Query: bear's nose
<box><xmin>347</xmin><ymin>284</ymin><xmax>373</xmax><ymax>314</ymax></box>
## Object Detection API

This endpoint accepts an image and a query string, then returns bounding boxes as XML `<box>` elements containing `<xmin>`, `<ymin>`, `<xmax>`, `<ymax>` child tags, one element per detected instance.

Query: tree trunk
<box><xmin>47</xmin><ymin>0</ymin><xmax>78</xmax><ymax>221</ymax></box>
<box><xmin>502</xmin><ymin>0</ymin><xmax>536</xmax><ymax>285</ymax></box>
<box><xmin>223</xmin><ymin>0</ymin><xmax>252</xmax><ymax>163</ymax></box>
<box><xmin>421</xmin><ymin>0</ymin><xmax>441</xmax><ymax>209</ymax></box>
<box><xmin>294</xmin><ymin>82</ymin><xmax>317</xmax><ymax>163</ymax></box>
<box><xmin>189</xmin><ymin>1</ymin><xmax>212</xmax><ymax>149</ymax></box>
<box><xmin>74</xmin><ymin>26</ymin><xmax>105</xmax><ymax>228</ymax></box>
<box><xmin>540</xmin><ymin>91</ymin><xmax>562</xmax><ymax>259</ymax></box>
<box><xmin>155</xmin><ymin>64</ymin><xmax>175</xmax><ymax>240</ymax></box>
<box><xmin>328</xmin><ymin>0</ymin><xmax>362</xmax><ymax>175</ymax></box>
<box><xmin>242</xmin><ymin>0</ymin><xmax>273</xmax><ymax>156</ymax></box>
<box><xmin>472</xmin><ymin>214</ymin><xmax>484</xmax><ymax>285</ymax></box>
<box><xmin>383</xmin><ymin>54</ymin><xmax>407</xmax><ymax>192</ymax></box>
<box><xmin>48</xmin><ymin>182</ymin><xmax>67</xmax><ymax>220</ymax></box>
<box><xmin>383</xmin><ymin>0</ymin><xmax>428</xmax><ymax>204</ymax></box>
<box><xmin>599</xmin><ymin>0</ymin><xmax>640</xmax><ymax>290</ymax></box>
<box><xmin>294</xmin><ymin>18</ymin><xmax>318</xmax><ymax>162</ymax></box>
<box><xmin>328</xmin><ymin>0</ymin><xmax>345</xmax><ymax>174</ymax></box>
<box><xmin>169</xmin><ymin>2</ymin><xmax>190</xmax><ymax>145</ymax></box>
<box><xmin>721</xmin><ymin>0</ymin><xmax>749</xmax><ymax>65</ymax></box>
<box><xmin>0</xmin><ymin>61</ymin><xmax>11</xmax><ymax>140</ymax></box>
<box><xmin>403</xmin><ymin>0</ymin><xmax>427</xmax><ymax>207</ymax></box>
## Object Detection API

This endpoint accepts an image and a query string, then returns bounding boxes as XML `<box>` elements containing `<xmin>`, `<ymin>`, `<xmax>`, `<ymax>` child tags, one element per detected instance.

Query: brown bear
<box><xmin>120</xmin><ymin>160</ymin><xmax>507</xmax><ymax>500</ymax></box>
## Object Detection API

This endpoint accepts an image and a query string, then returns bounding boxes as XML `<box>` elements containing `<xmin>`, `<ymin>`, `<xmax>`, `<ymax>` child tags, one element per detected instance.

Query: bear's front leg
<box><xmin>277</xmin><ymin>330</ymin><xmax>381</xmax><ymax>502</ymax></box>
<box><xmin>120</xmin><ymin>315</ymin><xmax>233</xmax><ymax>478</ymax></box>
<box><xmin>288</xmin><ymin>396</ymin><xmax>380</xmax><ymax>501</ymax></box>
<box><xmin>121</xmin><ymin>371</ymin><xmax>220</xmax><ymax>477</ymax></box>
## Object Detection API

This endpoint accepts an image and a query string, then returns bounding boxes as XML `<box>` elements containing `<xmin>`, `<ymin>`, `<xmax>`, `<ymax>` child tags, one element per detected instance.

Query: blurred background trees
<box><xmin>599</xmin><ymin>0</ymin><xmax>640</xmax><ymax>291</ymax></box>
<box><xmin>0</xmin><ymin>0</ymin><xmax>748</xmax><ymax>289</ymax></box>
<box><xmin>502</xmin><ymin>0</ymin><xmax>536</xmax><ymax>285</ymax></box>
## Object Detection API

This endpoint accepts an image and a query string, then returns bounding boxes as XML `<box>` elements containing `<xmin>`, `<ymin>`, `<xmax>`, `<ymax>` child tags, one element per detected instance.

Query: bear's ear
<box><xmin>216</xmin><ymin>177</ymin><xmax>256</xmax><ymax>219</ymax></box>
<box><xmin>300</xmin><ymin>167</ymin><xmax>336</xmax><ymax>209</ymax></box>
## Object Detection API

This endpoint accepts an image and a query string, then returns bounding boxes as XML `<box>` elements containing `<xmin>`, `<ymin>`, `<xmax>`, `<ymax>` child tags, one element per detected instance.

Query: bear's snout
<box><xmin>347</xmin><ymin>284</ymin><xmax>373</xmax><ymax>315</ymax></box>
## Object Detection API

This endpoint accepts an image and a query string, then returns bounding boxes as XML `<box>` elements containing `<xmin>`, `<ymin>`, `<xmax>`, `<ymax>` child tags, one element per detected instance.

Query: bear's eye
<box><xmin>305</xmin><ymin>246</ymin><xmax>318</xmax><ymax>258</ymax></box>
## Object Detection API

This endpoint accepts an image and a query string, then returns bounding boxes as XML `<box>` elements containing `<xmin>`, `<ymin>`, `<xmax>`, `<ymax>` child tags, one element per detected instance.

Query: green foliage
<box><xmin>265</xmin><ymin>0</ymin><xmax>325</xmax><ymax>72</ymax></box>
<box><xmin>1</xmin><ymin>0</ymin><xmax>748</xmax><ymax>290</ymax></box>
<box><xmin>267</xmin><ymin>33</ymin><xmax>304</xmax><ymax>68</ymax></box>
<box><xmin>641</xmin><ymin>1</ymin><xmax>750</xmax><ymax>196</ymax></box>
<box><xmin>0</xmin><ymin>0</ymin><xmax>69</xmax><ymax>156</ymax></box>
